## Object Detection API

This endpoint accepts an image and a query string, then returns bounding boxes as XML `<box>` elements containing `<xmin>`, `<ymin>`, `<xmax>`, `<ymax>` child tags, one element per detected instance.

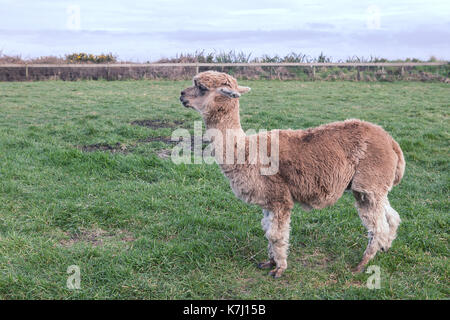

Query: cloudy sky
<box><xmin>1</xmin><ymin>0</ymin><xmax>449</xmax><ymax>61</ymax></box>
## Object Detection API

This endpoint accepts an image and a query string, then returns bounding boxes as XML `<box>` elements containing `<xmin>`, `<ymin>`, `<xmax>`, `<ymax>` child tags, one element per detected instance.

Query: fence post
<box><xmin>195</xmin><ymin>63</ymin><xmax>199</xmax><ymax>75</ymax></box>
<box><xmin>25</xmin><ymin>64</ymin><xmax>29</xmax><ymax>80</ymax></box>
<box><xmin>311</xmin><ymin>66</ymin><xmax>315</xmax><ymax>80</ymax></box>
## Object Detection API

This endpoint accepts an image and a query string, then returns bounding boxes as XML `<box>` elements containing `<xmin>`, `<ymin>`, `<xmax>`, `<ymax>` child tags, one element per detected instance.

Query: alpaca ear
<box><xmin>218</xmin><ymin>87</ymin><xmax>241</xmax><ymax>98</ymax></box>
<box><xmin>237</xmin><ymin>86</ymin><xmax>251</xmax><ymax>94</ymax></box>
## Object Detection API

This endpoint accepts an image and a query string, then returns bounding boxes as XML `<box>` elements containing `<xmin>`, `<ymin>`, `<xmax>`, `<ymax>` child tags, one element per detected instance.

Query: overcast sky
<box><xmin>1</xmin><ymin>0</ymin><xmax>449</xmax><ymax>61</ymax></box>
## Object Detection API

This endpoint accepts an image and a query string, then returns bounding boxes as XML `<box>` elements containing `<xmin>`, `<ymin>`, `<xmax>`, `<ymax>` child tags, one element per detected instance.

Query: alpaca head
<box><xmin>180</xmin><ymin>71</ymin><xmax>251</xmax><ymax>115</ymax></box>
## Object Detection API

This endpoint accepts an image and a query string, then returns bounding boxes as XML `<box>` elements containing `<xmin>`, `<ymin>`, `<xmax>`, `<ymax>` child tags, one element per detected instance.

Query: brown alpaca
<box><xmin>180</xmin><ymin>71</ymin><xmax>405</xmax><ymax>278</ymax></box>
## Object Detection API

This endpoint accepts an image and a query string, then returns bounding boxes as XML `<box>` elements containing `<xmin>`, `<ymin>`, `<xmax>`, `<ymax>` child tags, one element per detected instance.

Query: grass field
<box><xmin>0</xmin><ymin>79</ymin><xmax>448</xmax><ymax>299</ymax></box>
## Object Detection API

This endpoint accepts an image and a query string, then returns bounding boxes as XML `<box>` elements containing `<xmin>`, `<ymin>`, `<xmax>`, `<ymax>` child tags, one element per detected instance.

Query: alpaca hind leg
<box><xmin>383</xmin><ymin>198</ymin><xmax>401</xmax><ymax>250</ymax></box>
<box><xmin>353</xmin><ymin>191</ymin><xmax>390</xmax><ymax>273</ymax></box>
<box><xmin>258</xmin><ymin>209</ymin><xmax>276</xmax><ymax>269</ymax></box>
<box><xmin>266</xmin><ymin>209</ymin><xmax>291</xmax><ymax>278</ymax></box>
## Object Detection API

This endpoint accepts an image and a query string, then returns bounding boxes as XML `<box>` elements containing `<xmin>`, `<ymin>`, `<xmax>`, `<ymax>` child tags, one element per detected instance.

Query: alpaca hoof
<box><xmin>257</xmin><ymin>259</ymin><xmax>276</xmax><ymax>270</ymax></box>
<box><xmin>269</xmin><ymin>268</ymin><xmax>284</xmax><ymax>279</ymax></box>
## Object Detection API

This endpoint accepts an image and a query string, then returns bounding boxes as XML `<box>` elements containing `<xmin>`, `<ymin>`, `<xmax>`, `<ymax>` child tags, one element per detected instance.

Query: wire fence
<box><xmin>0</xmin><ymin>62</ymin><xmax>448</xmax><ymax>82</ymax></box>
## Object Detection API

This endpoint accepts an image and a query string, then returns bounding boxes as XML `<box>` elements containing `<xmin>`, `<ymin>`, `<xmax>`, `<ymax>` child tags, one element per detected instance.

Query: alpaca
<box><xmin>179</xmin><ymin>71</ymin><xmax>405</xmax><ymax>278</ymax></box>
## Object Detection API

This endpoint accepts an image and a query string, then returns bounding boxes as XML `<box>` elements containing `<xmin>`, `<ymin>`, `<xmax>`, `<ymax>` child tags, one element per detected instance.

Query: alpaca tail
<box><xmin>392</xmin><ymin>139</ymin><xmax>405</xmax><ymax>186</ymax></box>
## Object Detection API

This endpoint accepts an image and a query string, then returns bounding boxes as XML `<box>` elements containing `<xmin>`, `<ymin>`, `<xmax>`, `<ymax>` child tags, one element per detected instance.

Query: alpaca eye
<box><xmin>197</xmin><ymin>85</ymin><xmax>208</xmax><ymax>95</ymax></box>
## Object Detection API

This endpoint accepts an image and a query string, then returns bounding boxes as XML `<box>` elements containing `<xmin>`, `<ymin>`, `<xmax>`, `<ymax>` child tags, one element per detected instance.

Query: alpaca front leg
<box><xmin>257</xmin><ymin>242</ymin><xmax>276</xmax><ymax>269</ymax></box>
<box><xmin>266</xmin><ymin>210</ymin><xmax>291</xmax><ymax>278</ymax></box>
<box><xmin>258</xmin><ymin>209</ymin><xmax>276</xmax><ymax>269</ymax></box>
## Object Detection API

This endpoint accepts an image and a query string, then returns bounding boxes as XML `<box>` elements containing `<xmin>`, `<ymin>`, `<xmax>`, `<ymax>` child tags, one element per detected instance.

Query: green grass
<box><xmin>0</xmin><ymin>80</ymin><xmax>448</xmax><ymax>299</ymax></box>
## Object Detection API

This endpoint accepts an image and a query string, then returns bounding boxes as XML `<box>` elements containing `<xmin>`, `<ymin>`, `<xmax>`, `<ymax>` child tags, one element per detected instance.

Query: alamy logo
<box><xmin>170</xmin><ymin>121</ymin><xmax>280</xmax><ymax>175</ymax></box>
<box><xmin>366</xmin><ymin>265</ymin><xmax>381</xmax><ymax>289</ymax></box>
<box><xmin>66</xmin><ymin>265</ymin><xmax>81</xmax><ymax>290</ymax></box>
<box><xmin>66</xmin><ymin>5</ymin><xmax>81</xmax><ymax>31</ymax></box>
<box><xmin>366</xmin><ymin>5</ymin><xmax>381</xmax><ymax>30</ymax></box>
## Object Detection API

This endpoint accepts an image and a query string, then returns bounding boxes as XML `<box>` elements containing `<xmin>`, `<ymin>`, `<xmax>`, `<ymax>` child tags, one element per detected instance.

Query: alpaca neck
<box><xmin>203</xmin><ymin>99</ymin><xmax>244</xmax><ymax>136</ymax></box>
<box><xmin>203</xmin><ymin>100</ymin><xmax>245</xmax><ymax>167</ymax></box>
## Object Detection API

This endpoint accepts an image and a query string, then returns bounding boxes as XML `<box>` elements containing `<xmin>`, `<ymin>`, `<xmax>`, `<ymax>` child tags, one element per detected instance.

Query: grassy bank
<box><xmin>0</xmin><ymin>80</ymin><xmax>448</xmax><ymax>299</ymax></box>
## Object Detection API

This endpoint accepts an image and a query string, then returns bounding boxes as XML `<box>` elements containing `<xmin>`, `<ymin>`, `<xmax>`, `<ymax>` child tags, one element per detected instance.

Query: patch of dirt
<box><xmin>79</xmin><ymin>119</ymin><xmax>209</xmax><ymax>158</ymax></box>
<box><xmin>79</xmin><ymin>136</ymin><xmax>209</xmax><ymax>158</ymax></box>
<box><xmin>130</xmin><ymin>119</ymin><xmax>185</xmax><ymax>129</ymax></box>
<box><xmin>79</xmin><ymin>142</ymin><xmax>129</xmax><ymax>153</ymax></box>
<box><xmin>59</xmin><ymin>228</ymin><xmax>135</xmax><ymax>247</ymax></box>
<box><xmin>138</xmin><ymin>135</ymin><xmax>208</xmax><ymax>147</ymax></box>
<box><xmin>296</xmin><ymin>249</ymin><xmax>332</xmax><ymax>269</ymax></box>
<box><xmin>138</xmin><ymin>136</ymin><xmax>177</xmax><ymax>145</ymax></box>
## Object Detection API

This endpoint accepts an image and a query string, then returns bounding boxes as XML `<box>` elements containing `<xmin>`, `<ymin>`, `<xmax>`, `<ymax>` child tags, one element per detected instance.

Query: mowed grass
<box><xmin>0</xmin><ymin>79</ymin><xmax>448</xmax><ymax>299</ymax></box>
